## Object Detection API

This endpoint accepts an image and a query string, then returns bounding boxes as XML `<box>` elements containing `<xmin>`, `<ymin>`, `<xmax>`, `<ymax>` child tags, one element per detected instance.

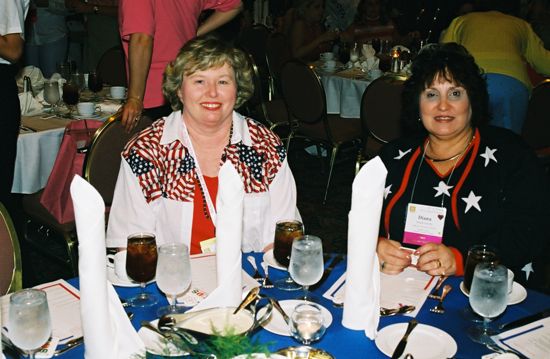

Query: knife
<box><xmin>311</xmin><ymin>254</ymin><xmax>345</xmax><ymax>290</ymax></box>
<box><xmin>269</xmin><ymin>298</ymin><xmax>290</xmax><ymax>324</ymax></box>
<box><xmin>499</xmin><ymin>308</ymin><xmax>550</xmax><ymax>332</ymax></box>
<box><xmin>391</xmin><ymin>319</ymin><xmax>418</xmax><ymax>359</ymax></box>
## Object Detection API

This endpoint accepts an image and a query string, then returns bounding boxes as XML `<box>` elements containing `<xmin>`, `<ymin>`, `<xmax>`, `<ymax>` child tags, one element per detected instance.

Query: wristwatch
<box><xmin>93</xmin><ymin>5</ymin><xmax>99</xmax><ymax>14</ymax></box>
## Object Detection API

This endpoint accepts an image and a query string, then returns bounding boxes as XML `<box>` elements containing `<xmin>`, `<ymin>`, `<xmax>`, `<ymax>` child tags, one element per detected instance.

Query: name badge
<box><xmin>200</xmin><ymin>237</ymin><xmax>217</xmax><ymax>254</ymax></box>
<box><xmin>403</xmin><ymin>203</ymin><xmax>446</xmax><ymax>246</ymax></box>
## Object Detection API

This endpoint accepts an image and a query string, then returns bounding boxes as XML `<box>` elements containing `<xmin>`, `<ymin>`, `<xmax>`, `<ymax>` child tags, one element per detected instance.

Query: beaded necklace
<box><xmin>195</xmin><ymin>122</ymin><xmax>233</xmax><ymax>220</ymax></box>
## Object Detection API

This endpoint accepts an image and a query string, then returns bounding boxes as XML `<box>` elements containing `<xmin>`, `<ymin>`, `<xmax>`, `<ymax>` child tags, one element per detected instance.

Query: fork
<box><xmin>261</xmin><ymin>261</ymin><xmax>274</xmax><ymax>288</ymax></box>
<box><xmin>430</xmin><ymin>284</ymin><xmax>452</xmax><ymax>314</ymax></box>
<box><xmin>247</xmin><ymin>255</ymin><xmax>263</xmax><ymax>282</ymax></box>
<box><xmin>428</xmin><ymin>275</ymin><xmax>448</xmax><ymax>299</ymax></box>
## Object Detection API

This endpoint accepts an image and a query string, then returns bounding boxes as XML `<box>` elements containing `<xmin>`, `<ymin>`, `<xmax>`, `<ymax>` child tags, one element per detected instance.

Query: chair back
<box><xmin>83</xmin><ymin>112</ymin><xmax>150</xmax><ymax>207</ymax></box>
<box><xmin>280</xmin><ymin>60</ymin><xmax>326</xmax><ymax>125</ymax></box>
<box><xmin>0</xmin><ymin>202</ymin><xmax>22</xmax><ymax>295</ymax></box>
<box><xmin>265</xmin><ymin>32</ymin><xmax>291</xmax><ymax>97</ymax></box>
<box><xmin>522</xmin><ymin>79</ymin><xmax>550</xmax><ymax>150</ymax></box>
<box><xmin>360</xmin><ymin>75</ymin><xmax>405</xmax><ymax>157</ymax></box>
<box><xmin>96</xmin><ymin>46</ymin><xmax>127</xmax><ymax>87</ymax></box>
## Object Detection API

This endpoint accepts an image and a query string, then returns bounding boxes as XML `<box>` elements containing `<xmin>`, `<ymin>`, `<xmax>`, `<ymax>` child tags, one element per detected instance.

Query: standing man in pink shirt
<box><xmin>118</xmin><ymin>0</ymin><xmax>242</xmax><ymax>131</ymax></box>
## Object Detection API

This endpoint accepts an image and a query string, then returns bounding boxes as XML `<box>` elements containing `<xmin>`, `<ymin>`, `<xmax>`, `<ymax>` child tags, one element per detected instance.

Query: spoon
<box><xmin>380</xmin><ymin>305</ymin><xmax>416</xmax><ymax>316</ymax></box>
<box><xmin>233</xmin><ymin>286</ymin><xmax>260</xmax><ymax>315</ymax></box>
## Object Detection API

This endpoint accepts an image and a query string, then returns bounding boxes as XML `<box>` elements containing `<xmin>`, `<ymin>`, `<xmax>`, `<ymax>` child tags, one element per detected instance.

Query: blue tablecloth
<box><xmin>17</xmin><ymin>253</ymin><xmax>550</xmax><ymax>358</ymax></box>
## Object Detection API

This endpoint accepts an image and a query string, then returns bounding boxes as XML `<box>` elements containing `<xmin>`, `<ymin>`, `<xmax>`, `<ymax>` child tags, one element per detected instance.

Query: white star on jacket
<box><xmin>384</xmin><ymin>184</ymin><xmax>392</xmax><ymax>199</ymax></box>
<box><xmin>394</xmin><ymin>148</ymin><xmax>411</xmax><ymax>160</ymax></box>
<box><xmin>433</xmin><ymin>181</ymin><xmax>453</xmax><ymax>197</ymax></box>
<box><xmin>480</xmin><ymin>146</ymin><xmax>498</xmax><ymax>167</ymax></box>
<box><xmin>522</xmin><ymin>262</ymin><xmax>534</xmax><ymax>281</ymax></box>
<box><xmin>462</xmin><ymin>190</ymin><xmax>482</xmax><ymax>213</ymax></box>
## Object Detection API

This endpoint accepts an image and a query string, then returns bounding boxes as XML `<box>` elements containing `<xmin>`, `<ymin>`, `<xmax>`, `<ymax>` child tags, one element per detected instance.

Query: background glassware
<box><xmin>43</xmin><ymin>80</ymin><xmax>60</xmax><ymax>114</ymax></box>
<box><xmin>156</xmin><ymin>243</ymin><xmax>192</xmax><ymax>316</ymax></box>
<box><xmin>289</xmin><ymin>235</ymin><xmax>324</xmax><ymax>301</ymax></box>
<box><xmin>87</xmin><ymin>71</ymin><xmax>103</xmax><ymax>100</ymax></box>
<box><xmin>62</xmin><ymin>81</ymin><xmax>80</xmax><ymax>117</ymax></box>
<box><xmin>8</xmin><ymin>289</ymin><xmax>52</xmax><ymax>359</ymax></box>
<box><xmin>290</xmin><ymin>302</ymin><xmax>326</xmax><ymax>345</ymax></box>
<box><xmin>464</xmin><ymin>244</ymin><xmax>499</xmax><ymax>293</ymax></box>
<box><xmin>371</xmin><ymin>38</ymin><xmax>381</xmax><ymax>53</ymax></box>
<box><xmin>468</xmin><ymin>262</ymin><xmax>508</xmax><ymax>344</ymax></box>
<box><xmin>56</xmin><ymin>62</ymin><xmax>70</xmax><ymax>80</ymax></box>
<box><xmin>350</xmin><ymin>44</ymin><xmax>359</xmax><ymax>63</ymax></box>
<box><xmin>70</xmin><ymin>72</ymin><xmax>86</xmax><ymax>91</ymax></box>
<box><xmin>126</xmin><ymin>232</ymin><xmax>158</xmax><ymax>307</ymax></box>
<box><xmin>273</xmin><ymin>220</ymin><xmax>304</xmax><ymax>291</ymax></box>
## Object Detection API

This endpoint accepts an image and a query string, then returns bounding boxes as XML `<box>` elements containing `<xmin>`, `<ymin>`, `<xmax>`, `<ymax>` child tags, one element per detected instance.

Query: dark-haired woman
<box><xmin>376</xmin><ymin>43</ymin><xmax>549</xmax><ymax>290</ymax></box>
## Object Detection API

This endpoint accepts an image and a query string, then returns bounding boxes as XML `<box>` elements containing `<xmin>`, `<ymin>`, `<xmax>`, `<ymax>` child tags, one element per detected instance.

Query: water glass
<box><xmin>274</xmin><ymin>220</ymin><xmax>304</xmax><ymax>291</ymax></box>
<box><xmin>88</xmin><ymin>71</ymin><xmax>103</xmax><ymax>100</ymax></box>
<box><xmin>156</xmin><ymin>243</ymin><xmax>192</xmax><ymax>316</ymax></box>
<box><xmin>43</xmin><ymin>80</ymin><xmax>60</xmax><ymax>114</ymax></box>
<box><xmin>126</xmin><ymin>232</ymin><xmax>158</xmax><ymax>307</ymax></box>
<box><xmin>350</xmin><ymin>45</ymin><xmax>359</xmax><ymax>63</ymax></box>
<box><xmin>289</xmin><ymin>235</ymin><xmax>324</xmax><ymax>301</ymax></box>
<box><xmin>8</xmin><ymin>289</ymin><xmax>52</xmax><ymax>359</ymax></box>
<box><xmin>290</xmin><ymin>302</ymin><xmax>326</xmax><ymax>345</ymax></box>
<box><xmin>468</xmin><ymin>262</ymin><xmax>508</xmax><ymax>344</ymax></box>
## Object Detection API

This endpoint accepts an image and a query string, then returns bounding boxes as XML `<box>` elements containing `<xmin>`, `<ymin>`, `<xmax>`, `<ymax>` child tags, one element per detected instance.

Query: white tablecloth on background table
<box><xmin>321</xmin><ymin>73</ymin><xmax>371</xmax><ymax>119</ymax></box>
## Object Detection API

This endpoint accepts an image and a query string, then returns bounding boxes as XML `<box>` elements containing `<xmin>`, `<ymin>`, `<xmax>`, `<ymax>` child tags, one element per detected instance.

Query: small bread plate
<box><xmin>375</xmin><ymin>323</ymin><xmax>457</xmax><ymax>359</ymax></box>
<box><xmin>106</xmin><ymin>265</ymin><xmax>155</xmax><ymax>287</ymax></box>
<box><xmin>459</xmin><ymin>281</ymin><xmax>527</xmax><ymax>305</ymax></box>
<box><xmin>172</xmin><ymin>307</ymin><xmax>255</xmax><ymax>336</ymax></box>
<box><xmin>257</xmin><ymin>300</ymin><xmax>332</xmax><ymax>336</ymax></box>
<box><xmin>263</xmin><ymin>249</ymin><xmax>286</xmax><ymax>271</ymax></box>
<box><xmin>276</xmin><ymin>346</ymin><xmax>334</xmax><ymax>359</ymax></box>
<box><xmin>138</xmin><ymin>319</ymin><xmax>189</xmax><ymax>358</ymax></box>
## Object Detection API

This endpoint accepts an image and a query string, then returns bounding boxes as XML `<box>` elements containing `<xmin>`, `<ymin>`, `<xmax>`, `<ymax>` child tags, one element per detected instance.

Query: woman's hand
<box><xmin>415</xmin><ymin>243</ymin><xmax>456</xmax><ymax>276</ymax></box>
<box><xmin>377</xmin><ymin>237</ymin><xmax>412</xmax><ymax>274</ymax></box>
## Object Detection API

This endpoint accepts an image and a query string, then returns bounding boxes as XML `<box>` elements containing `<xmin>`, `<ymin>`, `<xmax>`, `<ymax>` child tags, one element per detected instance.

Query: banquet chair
<box><xmin>22</xmin><ymin>113</ymin><xmax>149</xmax><ymax>276</ymax></box>
<box><xmin>265</xmin><ymin>32</ymin><xmax>291</xmax><ymax>99</ymax></box>
<box><xmin>280</xmin><ymin>60</ymin><xmax>361</xmax><ymax>203</ymax></box>
<box><xmin>356</xmin><ymin>74</ymin><xmax>406</xmax><ymax>173</ymax></box>
<box><xmin>96</xmin><ymin>46</ymin><xmax>127</xmax><ymax>87</ymax></box>
<box><xmin>0</xmin><ymin>202</ymin><xmax>23</xmax><ymax>295</ymax></box>
<box><xmin>241</xmin><ymin>52</ymin><xmax>292</xmax><ymax>150</ymax></box>
<box><xmin>237</xmin><ymin>25</ymin><xmax>272</xmax><ymax>99</ymax></box>
<box><xmin>521</xmin><ymin>79</ymin><xmax>550</xmax><ymax>170</ymax></box>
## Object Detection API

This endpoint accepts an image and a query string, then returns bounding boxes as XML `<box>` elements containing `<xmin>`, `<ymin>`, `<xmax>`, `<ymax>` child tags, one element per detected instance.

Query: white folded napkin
<box><xmin>99</xmin><ymin>101</ymin><xmax>122</xmax><ymax>114</ymax></box>
<box><xmin>190</xmin><ymin>162</ymin><xmax>244</xmax><ymax>311</ymax></box>
<box><xmin>16</xmin><ymin>65</ymin><xmax>45</xmax><ymax>92</ymax></box>
<box><xmin>342</xmin><ymin>156</ymin><xmax>387</xmax><ymax>339</ymax></box>
<box><xmin>19</xmin><ymin>91</ymin><xmax>43</xmax><ymax>116</ymax></box>
<box><xmin>362</xmin><ymin>44</ymin><xmax>376</xmax><ymax>59</ymax></box>
<box><xmin>70</xmin><ymin>175</ymin><xmax>144</xmax><ymax>358</ymax></box>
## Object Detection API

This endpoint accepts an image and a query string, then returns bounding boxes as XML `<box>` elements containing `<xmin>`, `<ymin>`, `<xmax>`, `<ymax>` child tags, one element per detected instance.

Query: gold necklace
<box><xmin>425</xmin><ymin>133</ymin><xmax>475</xmax><ymax>162</ymax></box>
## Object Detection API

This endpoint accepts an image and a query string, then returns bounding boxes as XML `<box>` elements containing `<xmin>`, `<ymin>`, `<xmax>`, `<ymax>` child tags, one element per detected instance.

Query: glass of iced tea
<box><xmin>463</xmin><ymin>244</ymin><xmax>499</xmax><ymax>294</ymax></box>
<box><xmin>273</xmin><ymin>220</ymin><xmax>304</xmax><ymax>291</ymax></box>
<box><xmin>126</xmin><ymin>232</ymin><xmax>158</xmax><ymax>307</ymax></box>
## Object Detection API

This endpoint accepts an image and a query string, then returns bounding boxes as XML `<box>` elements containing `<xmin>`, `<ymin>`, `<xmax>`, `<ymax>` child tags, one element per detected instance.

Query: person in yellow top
<box><xmin>441</xmin><ymin>0</ymin><xmax>550</xmax><ymax>134</ymax></box>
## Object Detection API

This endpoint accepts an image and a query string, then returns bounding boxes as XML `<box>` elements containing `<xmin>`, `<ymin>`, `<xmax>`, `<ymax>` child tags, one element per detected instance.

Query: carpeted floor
<box><xmin>19</xmin><ymin>139</ymin><xmax>358</xmax><ymax>287</ymax></box>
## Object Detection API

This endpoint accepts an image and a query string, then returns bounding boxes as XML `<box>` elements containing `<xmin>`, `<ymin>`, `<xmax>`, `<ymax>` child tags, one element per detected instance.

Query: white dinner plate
<box><xmin>459</xmin><ymin>281</ymin><xmax>527</xmax><ymax>305</ymax></box>
<box><xmin>106</xmin><ymin>265</ymin><xmax>155</xmax><ymax>287</ymax></box>
<box><xmin>262</xmin><ymin>249</ymin><xmax>286</xmax><ymax>271</ymax></box>
<box><xmin>257</xmin><ymin>300</ymin><xmax>333</xmax><ymax>336</ymax></box>
<box><xmin>138</xmin><ymin>319</ymin><xmax>188</xmax><ymax>357</ymax></box>
<box><xmin>375</xmin><ymin>323</ymin><xmax>457</xmax><ymax>359</ymax></box>
<box><xmin>233</xmin><ymin>355</ymin><xmax>286</xmax><ymax>359</ymax></box>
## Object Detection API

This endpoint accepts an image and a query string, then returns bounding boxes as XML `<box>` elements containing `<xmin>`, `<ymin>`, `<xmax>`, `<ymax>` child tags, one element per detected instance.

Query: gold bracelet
<box><xmin>126</xmin><ymin>96</ymin><xmax>143</xmax><ymax>104</ymax></box>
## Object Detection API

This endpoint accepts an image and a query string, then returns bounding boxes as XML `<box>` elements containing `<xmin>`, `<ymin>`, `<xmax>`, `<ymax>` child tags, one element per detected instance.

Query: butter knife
<box><xmin>269</xmin><ymin>298</ymin><xmax>290</xmax><ymax>324</ymax></box>
<box><xmin>391</xmin><ymin>319</ymin><xmax>418</xmax><ymax>359</ymax></box>
<box><xmin>499</xmin><ymin>308</ymin><xmax>550</xmax><ymax>332</ymax></box>
<box><xmin>311</xmin><ymin>254</ymin><xmax>344</xmax><ymax>290</ymax></box>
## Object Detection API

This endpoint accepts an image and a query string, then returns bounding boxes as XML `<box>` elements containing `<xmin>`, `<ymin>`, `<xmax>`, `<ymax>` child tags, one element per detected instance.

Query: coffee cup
<box><xmin>77</xmin><ymin>102</ymin><xmax>100</xmax><ymax>116</ymax></box>
<box><xmin>320</xmin><ymin>52</ymin><xmax>334</xmax><ymax>61</ymax></box>
<box><xmin>107</xmin><ymin>250</ymin><xmax>129</xmax><ymax>281</ymax></box>
<box><xmin>507</xmin><ymin>268</ymin><xmax>514</xmax><ymax>294</ymax></box>
<box><xmin>110</xmin><ymin>86</ymin><xmax>126</xmax><ymax>99</ymax></box>
<box><xmin>323</xmin><ymin>60</ymin><xmax>336</xmax><ymax>71</ymax></box>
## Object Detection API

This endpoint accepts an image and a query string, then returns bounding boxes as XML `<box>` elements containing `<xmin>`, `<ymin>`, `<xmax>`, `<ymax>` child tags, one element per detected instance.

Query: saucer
<box><xmin>138</xmin><ymin>319</ymin><xmax>189</xmax><ymax>357</ymax></box>
<box><xmin>107</xmin><ymin>94</ymin><xmax>126</xmax><ymax>100</ymax></box>
<box><xmin>459</xmin><ymin>281</ymin><xmax>527</xmax><ymax>305</ymax></box>
<box><xmin>106</xmin><ymin>265</ymin><xmax>155</xmax><ymax>287</ymax></box>
<box><xmin>376</xmin><ymin>323</ymin><xmax>457</xmax><ymax>359</ymax></box>
<box><xmin>257</xmin><ymin>299</ymin><xmax>333</xmax><ymax>336</ymax></box>
<box><xmin>262</xmin><ymin>249</ymin><xmax>286</xmax><ymax>271</ymax></box>
<box><xmin>74</xmin><ymin>112</ymin><xmax>102</xmax><ymax>120</ymax></box>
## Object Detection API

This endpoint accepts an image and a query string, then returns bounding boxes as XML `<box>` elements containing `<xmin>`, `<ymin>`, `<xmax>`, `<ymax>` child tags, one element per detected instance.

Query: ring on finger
<box><xmin>380</xmin><ymin>261</ymin><xmax>386</xmax><ymax>270</ymax></box>
<box><xmin>436</xmin><ymin>259</ymin><xmax>442</xmax><ymax>269</ymax></box>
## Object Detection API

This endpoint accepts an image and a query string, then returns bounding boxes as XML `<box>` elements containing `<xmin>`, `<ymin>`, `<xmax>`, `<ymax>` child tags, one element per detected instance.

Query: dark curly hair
<box><xmin>401</xmin><ymin>42</ymin><xmax>490</xmax><ymax>133</ymax></box>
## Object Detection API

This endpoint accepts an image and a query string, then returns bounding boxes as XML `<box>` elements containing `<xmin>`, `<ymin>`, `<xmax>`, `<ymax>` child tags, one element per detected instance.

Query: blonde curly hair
<box><xmin>163</xmin><ymin>35</ymin><xmax>254</xmax><ymax>111</ymax></box>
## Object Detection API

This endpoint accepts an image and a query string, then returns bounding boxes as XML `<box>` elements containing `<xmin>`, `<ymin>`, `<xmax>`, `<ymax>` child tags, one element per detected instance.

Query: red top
<box><xmin>190</xmin><ymin>176</ymin><xmax>218</xmax><ymax>255</ymax></box>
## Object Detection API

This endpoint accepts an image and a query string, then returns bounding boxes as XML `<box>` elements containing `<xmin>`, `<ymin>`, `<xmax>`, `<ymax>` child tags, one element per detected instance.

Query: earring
<box><xmin>418</xmin><ymin>117</ymin><xmax>421</xmax><ymax>122</ymax></box>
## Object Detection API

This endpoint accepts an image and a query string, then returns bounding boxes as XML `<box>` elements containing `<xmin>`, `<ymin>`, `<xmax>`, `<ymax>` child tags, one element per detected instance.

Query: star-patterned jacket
<box><xmin>378</xmin><ymin>126</ymin><xmax>550</xmax><ymax>289</ymax></box>
<box><xmin>106</xmin><ymin>111</ymin><xmax>300</xmax><ymax>252</ymax></box>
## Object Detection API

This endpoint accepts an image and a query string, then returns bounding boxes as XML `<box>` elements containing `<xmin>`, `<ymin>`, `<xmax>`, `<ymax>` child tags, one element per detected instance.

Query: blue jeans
<box><xmin>485</xmin><ymin>73</ymin><xmax>529</xmax><ymax>134</ymax></box>
<box><xmin>25</xmin><ymin>36</ymin><xmax>68</xmax><ymax>78</ymax></box>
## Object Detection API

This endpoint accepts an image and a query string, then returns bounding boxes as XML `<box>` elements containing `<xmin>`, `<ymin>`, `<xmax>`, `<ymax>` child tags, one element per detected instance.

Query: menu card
<box><xmin>491</xmin><ymin>316</ymin><xmax>550</xmax><ymax>358</ymax></box>
<box><xmin>324</xmin><ymin>268</ymin><xmax>437</xmax><ymax>317</ymax></box>
<box><xmin>177</xmin><ymin>253</ymin><xmax>259</xmax><ymax>306</ymax></box>
<box><xmin>1</xmin><ymin>279</ymin><xmax>82</xmax><ymax>345</ymax></box>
